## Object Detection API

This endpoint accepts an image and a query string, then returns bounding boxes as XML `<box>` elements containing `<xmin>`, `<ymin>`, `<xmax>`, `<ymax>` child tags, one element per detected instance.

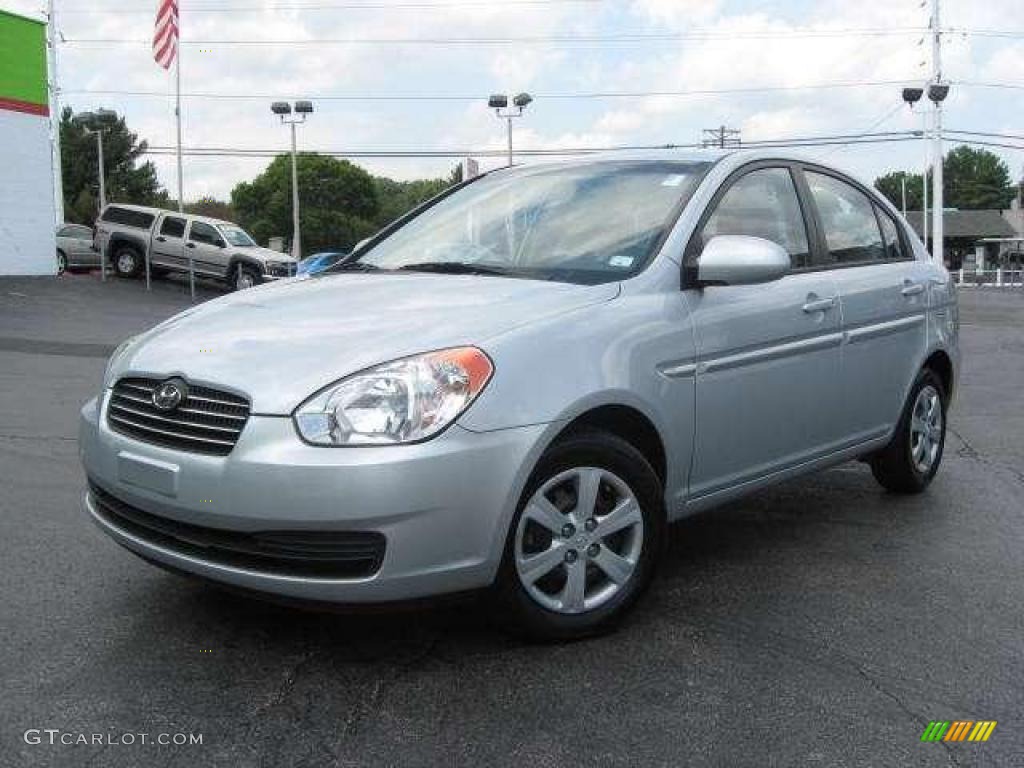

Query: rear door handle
<box><xmin>186</xmin><ymin>242</ymin><xmax>196</xmax><ymax>249</ymax></box>
<box><xmin>802</xmin><ymin>295</ymin><xmax>837</xmax><ymax>313</ymax></box>
<box><xmin>155</xmin><ymin>236</ymin><xmax>166</xmax><ymax>243</ymax></box>
<box><xmin>901</xmin><ymin>281</ymin><xmax>925</xmax><ymax>297</ymax></box>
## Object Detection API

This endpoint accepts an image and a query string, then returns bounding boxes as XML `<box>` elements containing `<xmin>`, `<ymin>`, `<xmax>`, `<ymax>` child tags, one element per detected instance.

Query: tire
<box><xmin>112</xmin><ymin>245</ymin><xmax>142</xmax><ymax>278</ymax></box>
<box><xmin>870</xmin><ymin>368</ymin><xmax>947</xmax><ymax>494</ymax></box>
<box><xmin>231</xmin><ymin>263</ymin><xmax>260</xmax><ymax>292</ymax></box>
<box><xmin>493</xmin><ymin>429</ymin><xmax>665</xmax><ymax>641</ymax></box>
<box><xmin>56</xmin><ymin>250</ymin><xmax>67</xmax><ymax>275</ymax></box>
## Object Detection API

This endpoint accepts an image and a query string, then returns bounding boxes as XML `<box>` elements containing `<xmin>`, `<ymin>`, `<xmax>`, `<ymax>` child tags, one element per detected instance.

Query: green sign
<box><xmin>0</xmin><ymin>10</ymin><xmax>48</xmax><ymax>115</ymax></box>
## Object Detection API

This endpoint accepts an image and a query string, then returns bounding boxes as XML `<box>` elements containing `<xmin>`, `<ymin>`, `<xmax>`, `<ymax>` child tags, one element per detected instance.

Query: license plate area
<box><xmin>117</xmin><ymin>451</ymin><xmax>179</xmax><ymax>497</ymax></box>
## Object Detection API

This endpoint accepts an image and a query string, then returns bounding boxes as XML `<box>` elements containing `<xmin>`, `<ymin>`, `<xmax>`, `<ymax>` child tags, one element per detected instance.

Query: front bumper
<box><xmin>79</xmin><ymin>393</ymin><xmax>547</xmax><ymax>602</ymax></box>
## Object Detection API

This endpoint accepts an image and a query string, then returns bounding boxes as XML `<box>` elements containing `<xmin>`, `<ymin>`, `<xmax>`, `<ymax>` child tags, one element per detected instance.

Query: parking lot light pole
<box><xmin>488</xmin><ymin>93</ymin><xmax>532</xmax><ymax>167</ymax></box>
<box><xmin>272</xmin><ymin>101</ymin><xmax>314</xmax><ymax>261</ymax></box>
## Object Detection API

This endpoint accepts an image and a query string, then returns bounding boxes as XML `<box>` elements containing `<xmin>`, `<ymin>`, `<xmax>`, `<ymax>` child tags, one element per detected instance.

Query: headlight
<box><xmin>294</xmin><ymin>347</ymin><xmax>493</xmax><ymax>446</ymax></box>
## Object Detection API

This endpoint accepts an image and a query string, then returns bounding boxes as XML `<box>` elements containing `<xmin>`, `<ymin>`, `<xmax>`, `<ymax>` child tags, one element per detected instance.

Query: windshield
<box><xmin>220</xmin><ymin>225</ymin><xmax>256</xmax><ymax>247</ymax></box>
<box><xmin>344</xmin><ymin>160</ymin><xmax>710</xmax><ymax>284</ymax></box>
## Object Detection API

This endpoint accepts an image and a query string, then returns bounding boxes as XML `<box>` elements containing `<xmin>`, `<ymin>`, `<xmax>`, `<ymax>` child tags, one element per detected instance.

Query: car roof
<box><xmin>103</xmin><ymin>203</ymin><xmax>240</xmax><ymax>230</ymax></box>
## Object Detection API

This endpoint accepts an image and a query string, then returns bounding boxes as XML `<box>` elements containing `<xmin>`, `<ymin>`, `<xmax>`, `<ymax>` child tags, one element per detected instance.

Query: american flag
<box><xmin>153</xmin><ymin>0</ymin><xmax>179</xmax><ymax>70</ymax></box>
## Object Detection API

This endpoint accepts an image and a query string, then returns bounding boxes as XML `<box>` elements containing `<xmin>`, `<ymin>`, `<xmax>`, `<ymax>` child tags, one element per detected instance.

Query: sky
<box><xmin>8</xmin><ymin>0</ymin><xmax>1024</xmax><ymax>202</ymax></box>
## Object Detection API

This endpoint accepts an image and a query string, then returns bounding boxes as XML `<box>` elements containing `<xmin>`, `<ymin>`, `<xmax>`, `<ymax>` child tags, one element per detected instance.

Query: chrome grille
<box><xmin>108</xmin><ymin>377</ymin><xmax>250</xmax><ymax>455</ymax></box>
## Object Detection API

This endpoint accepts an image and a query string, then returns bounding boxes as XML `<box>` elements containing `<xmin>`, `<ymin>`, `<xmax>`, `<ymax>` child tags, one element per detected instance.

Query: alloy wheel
<box><xmin>514</xmin><ymin>466</ymin><xmax>644</xmax><ymax>615</ymax></box>
<box><xmin>117</xmin><ymin>251</ymin><xmax>136</xmax><ymax>275</ymax></box>
<box><xmin>909</xmin><ymin>384</ymin><xmax>943</xmax><ymax>474</ymax></box>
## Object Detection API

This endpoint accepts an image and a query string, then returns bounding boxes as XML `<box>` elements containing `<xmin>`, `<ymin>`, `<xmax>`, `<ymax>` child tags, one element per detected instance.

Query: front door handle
<box><xmin>155</xmin><ymin>236</ymin><xmax>166</xmax><ymax>243</ymax></box>
<box><xmin>186</xmin><ymin>242</ymin><xmax>196</xmax><ymax>249</ymax></box>
<box><xmin>901</xmin><ymin>281</ymin><xmax>925</xmax><ymax>297</ymax></box>
<box><xmin>802</xmin><ymin>295</ymin><xmax>837</xmax><ymax>313</ymax></box>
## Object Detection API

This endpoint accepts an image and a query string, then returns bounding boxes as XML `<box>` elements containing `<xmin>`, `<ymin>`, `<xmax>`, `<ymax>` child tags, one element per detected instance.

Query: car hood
<box><xmin>241</xmin><ymin>246</ymin><xmax>295</xmax><ymax>262</ymax></box>
<box><xmin>113</xmin><ymin>273</ymin><xmax>620</xmax><ymax>414</ymax></box>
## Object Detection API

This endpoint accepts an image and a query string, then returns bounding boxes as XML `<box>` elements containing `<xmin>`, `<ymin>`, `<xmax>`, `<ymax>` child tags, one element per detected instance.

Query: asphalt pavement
<box><xmin>1</xmin><ymin>274</ymin><xmax>1022</xmax><ymax>767</ymax></box>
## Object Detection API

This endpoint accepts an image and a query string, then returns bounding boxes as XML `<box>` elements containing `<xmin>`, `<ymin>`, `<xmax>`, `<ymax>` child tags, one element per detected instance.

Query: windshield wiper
<box><xmin>333</xmin><ymin>261</ymin><xmax>382</xmax><ymax>272</ymax></box>
<box><xmin>398</xmin><ymin>261</ymin><xmax>511</xmax><ymax>277</ymax></box>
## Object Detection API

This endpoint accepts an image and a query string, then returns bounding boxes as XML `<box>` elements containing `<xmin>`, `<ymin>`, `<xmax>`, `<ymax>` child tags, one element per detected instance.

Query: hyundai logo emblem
<box><xmin>152</xmin><ymin>379</ymin><xmax>187</xmax><ymax>412</ymax></box>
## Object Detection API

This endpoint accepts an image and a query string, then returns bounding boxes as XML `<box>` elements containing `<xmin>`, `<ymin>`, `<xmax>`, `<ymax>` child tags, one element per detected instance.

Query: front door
<box><xmin>185</xmin><ymin>220</ymin><xmax>227</xmax><ymax>277</ymax></box>
<box><xmin>684</xmin><ymin>165</ymin><xmax>844</xmax><ymax>500</ymax></box>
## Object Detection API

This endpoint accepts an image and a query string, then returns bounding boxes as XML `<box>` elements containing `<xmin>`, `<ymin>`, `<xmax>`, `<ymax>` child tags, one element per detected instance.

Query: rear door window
<box><xmin>875</xmin><ymin>206</ymin><xmax>907</xmax><ymax>262</ymax></box>
<box><xmin>160</xmin><ymin>216</ymin><xmax>187</xmax><ymax>239</ymax></box>
<box><xmin>805</xmin><ymin>172</ymin><xmax>885</xmax><ymax>265</ymax></box>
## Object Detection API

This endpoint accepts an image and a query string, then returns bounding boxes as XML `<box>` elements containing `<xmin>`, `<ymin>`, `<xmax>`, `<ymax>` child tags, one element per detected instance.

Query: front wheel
<box><xmin>494</xmin><ymin>429</ymin><xmax>665</xmax><ymax>641</ymax></box>
<box><xmin>56</xmin><ymin>250</ymin><xmax>67</xmax><ymax>275</ymax></box>
<box><xmin>231</xmin><ymin>264</ymin><xmax>260</xmax><ymax>291</ymax></box>
<box><xmin>870</xmin><ymin>369</ymin><xmax>947</xmax><ymax>494</ymax></box>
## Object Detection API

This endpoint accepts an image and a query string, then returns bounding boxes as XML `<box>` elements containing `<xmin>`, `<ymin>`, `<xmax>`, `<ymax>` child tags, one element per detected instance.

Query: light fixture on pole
<box><xmin>73</xmin><ymin>108</ymin><xmax>118</xmax><ymax>280</ymax></box>
<box><xmin>488</xmin><ymin>92</ymin><xmax>532</xmax><ymax>167</ymax></box>
<box><xmin>901</xmin><ymin>86</ymin><xmax>928</xmax><ymax>248</ymax></box>
<box><xmin>272</xmin><ymin>100</ymin><xmax>314</xmax><ymax>261</ymax></box>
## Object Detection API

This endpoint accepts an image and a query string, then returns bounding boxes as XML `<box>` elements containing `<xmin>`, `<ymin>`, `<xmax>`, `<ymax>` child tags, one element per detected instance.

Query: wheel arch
<box><xmin>226</xmin><ymin>255</ymin><xmax>263</xmax><ymax>280</ymax></box>
<box><xmin>551</xmin><ymin>404</ymin><xmax>668</xmax><ymax>488</ymax></box>
<box><xmin>923</xmin><ymin>348</ymin><xmax>954</xmax><ymax>400</ymax></box>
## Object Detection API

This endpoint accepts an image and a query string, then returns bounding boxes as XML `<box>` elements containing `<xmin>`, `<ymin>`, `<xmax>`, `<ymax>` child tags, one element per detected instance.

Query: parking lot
<box><xmin>2</xmin><ymin>274</ymin><xmax>1022</xmax><ymax>767</ymax></box>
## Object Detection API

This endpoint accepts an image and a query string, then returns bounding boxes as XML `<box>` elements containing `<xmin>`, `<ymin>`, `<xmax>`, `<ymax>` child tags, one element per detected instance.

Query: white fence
<box><xmin>954</xmin><ymin>269</ymin><xmax>1024</xmax><ymax>288</ymax></box>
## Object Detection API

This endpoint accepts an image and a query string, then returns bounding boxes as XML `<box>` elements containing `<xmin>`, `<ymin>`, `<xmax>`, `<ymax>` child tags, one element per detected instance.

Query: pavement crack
<box><xmin>253</xmin><ymin>647</ymin><xmax>323</xmax><ymax>715</ymax></box>
<box><xmin>949</xmin><ymin>426</ymin><xmax>1024</xmax><ymax>488</ymax></box>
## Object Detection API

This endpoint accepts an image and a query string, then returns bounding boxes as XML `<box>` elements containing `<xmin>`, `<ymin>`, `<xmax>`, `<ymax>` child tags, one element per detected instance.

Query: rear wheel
<box><xmin>113</xmin><ymin>245</ymin><xmax>142</xmax><ymax>278</ymax></box>
<box><xmin>870</xmin><ymin>368</ymin><xmax>947</xmax><ymax>494</ymax></box>
<box><xmin>494</xmin><ymin>429</ymin><xmax>664</xmax><ymax>641</ymax></box>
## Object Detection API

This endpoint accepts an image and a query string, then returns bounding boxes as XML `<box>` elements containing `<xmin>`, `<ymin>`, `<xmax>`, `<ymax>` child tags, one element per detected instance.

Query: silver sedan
<box><xmin>79</xmin><ymin>150</ymin><xmax>959</xmax><ymax>639</ymax></box>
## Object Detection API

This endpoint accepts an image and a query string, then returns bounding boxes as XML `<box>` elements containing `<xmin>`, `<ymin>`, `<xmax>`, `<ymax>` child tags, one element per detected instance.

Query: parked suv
<box><xmin>56</xmin><ymin>223</ymin><xmax>99</xmax><ymax>273</ymax></box>
<box><xmin>80</xmin><ymin>152</ymin><xmax>959</xmax><ymax>640</ymax></box>
<box><xmin>93</xmin><ymin>204</ymin><xmax>296</xmax><ymax>290</ymax></box>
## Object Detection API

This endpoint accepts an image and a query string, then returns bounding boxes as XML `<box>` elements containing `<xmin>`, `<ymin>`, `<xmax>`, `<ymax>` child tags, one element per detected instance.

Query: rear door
<box><xmin>801</xmin><ymin>166</ymin><xmax>929</xmax><ymax>441</ymax></box>
<box><xmin>152</xmin><ymin>214</ymin><xmax>187</xmax><ymax>270</ymax></box>
<box><xmin>684</xmin><ymin>163</ymin><xmax>845</xmax><ymax>500</ymax></box>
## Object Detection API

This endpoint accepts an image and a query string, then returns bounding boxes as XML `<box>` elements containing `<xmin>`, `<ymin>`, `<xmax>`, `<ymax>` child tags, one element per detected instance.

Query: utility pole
<box><xmin>929</xmin><ymin>0</ymin><xmax>947</xmax><ymax>263</ymax></box>
<box><xmin>702</xmin><ymin>126</ymin><xmax>741</xmax><ymax>149</ymax></box>
<box><xmin>488</xmin><ymin>93</ymin><xmax>533</xmax><ymax>167</ymax></box>
<box><xmin>271</xmin><ymin>101</ymin><xmax>314</xmax><ymax>262</ymax></box>
<box><xmin>46</xmin><ymin>0</ymin><xmax>63</xmax><ymax>225</ymax></box>
<box><xmin>901</xmin><ymin>176</ymin><xmax>908</xmax><ymax>217</ymax></box>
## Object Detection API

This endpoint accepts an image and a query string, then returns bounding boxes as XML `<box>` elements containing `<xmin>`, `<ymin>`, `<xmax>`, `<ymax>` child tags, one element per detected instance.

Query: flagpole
<box><xmin>174</xmin><ymin>17</ymin><xmax>193</xmax><ymax>300</ymax></box>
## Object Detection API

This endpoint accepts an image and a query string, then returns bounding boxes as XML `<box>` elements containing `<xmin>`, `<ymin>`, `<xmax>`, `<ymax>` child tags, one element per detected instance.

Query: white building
<box><xmin>0</xmin><ymin>9</ymin><xmax>56</xmax><ymax>275</ymax></box>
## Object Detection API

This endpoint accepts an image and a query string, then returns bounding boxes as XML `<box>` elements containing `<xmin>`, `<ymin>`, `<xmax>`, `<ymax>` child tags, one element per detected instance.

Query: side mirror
<box><xmin>696</xmin><ymin>235</ymin><xmax>790</xmax><ymax>286</ymax></box>
<box><xmin>215</xmin><ymin>239</ymin><xmax>226</xmax><ymax>249</ymax></box>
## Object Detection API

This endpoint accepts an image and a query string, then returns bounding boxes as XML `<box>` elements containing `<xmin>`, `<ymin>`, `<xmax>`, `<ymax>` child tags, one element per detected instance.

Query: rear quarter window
<box><xmin>101</xmin><ymin>207</ymin><xmax>156</xmax><ymax>229</ymax></box>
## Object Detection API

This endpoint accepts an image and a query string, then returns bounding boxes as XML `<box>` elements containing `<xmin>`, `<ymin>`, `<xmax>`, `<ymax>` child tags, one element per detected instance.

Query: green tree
<box><xmin>875</xmin><ymin>146</ymin><xmax>1015</xmax><ymax>212</ymax></box>
<box><xmin>185</xmin><ymin>196</ymin><xmax>235</xmax><ymax>221</ymax></box>
<box><xmin>58</xmin><ymin>107</ymin><xmax>165</xmax><ymax>225</ymax></box>
<box><xmin>231</xmin><ymin>154</ymin><xmax>380</xmax><ymax>252</ymax></box>
<box><xmin>875</xmin><ymin>171</ymin><xmax>925</xmax><ymax>211</ymax></box>
<box><xmin>943</xmin><ymin>145</ymin><xmax>1015</xmax><ymax>210</ymax></box>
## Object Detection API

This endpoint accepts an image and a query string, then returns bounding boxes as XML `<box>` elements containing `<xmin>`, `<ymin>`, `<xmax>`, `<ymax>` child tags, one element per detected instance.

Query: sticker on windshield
<box><xmin>609</xmin><ymin>255</ymin><xmax>635</xmax><ymax>268</ymax></box>
<box><xmin>661</xmin><ymin>174</ymin><xmax>686</xmax><ymax>187</ymax></box>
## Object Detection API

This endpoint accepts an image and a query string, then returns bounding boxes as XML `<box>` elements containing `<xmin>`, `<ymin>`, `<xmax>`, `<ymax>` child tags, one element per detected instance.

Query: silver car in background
<box><xmin>56</xmin><ymin>223</ymin><xmax>99</xmax><ymax>273</ymax></box>
<box><xmin>79</xmin><ymin>150</ymin><xmax>959</xmax><ymax>639</ymax></box>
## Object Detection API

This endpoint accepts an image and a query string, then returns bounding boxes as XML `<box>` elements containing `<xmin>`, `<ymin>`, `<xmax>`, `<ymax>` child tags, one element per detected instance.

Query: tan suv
<box><xmin>94</xmin><ymin>204</ymin><xmax>297</xmax><ymax>290</ymax></box>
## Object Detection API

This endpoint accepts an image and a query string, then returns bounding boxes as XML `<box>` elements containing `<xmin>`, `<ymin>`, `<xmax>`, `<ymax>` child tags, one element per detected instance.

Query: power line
<box><xmin>947</xmin><ymin>129</ymin><xmax>1024</xmax><ymax>142</ymax></box>
<box><xmin>138</xmin><ymin>131</ymin><xmax>925</xmax><ymax>160</ymax></box>
<box><xmin>957</xmin><ymin>81</ymin><xmax>1024</xmax><ymax>92</ymax></box>
<box><xmin>59</xmin><ymin>79</ymin><xmax>917</xmax><ymax>103</ymax></box>
<box><xmin>56</xmin><ymin>0</ymin><xmax>600</xmax><ymax>13</ymax></box>
<box><xmin>61</xmin><ymin>28</ymin><xmax>928</xmax><ymax>46</ymax></box>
